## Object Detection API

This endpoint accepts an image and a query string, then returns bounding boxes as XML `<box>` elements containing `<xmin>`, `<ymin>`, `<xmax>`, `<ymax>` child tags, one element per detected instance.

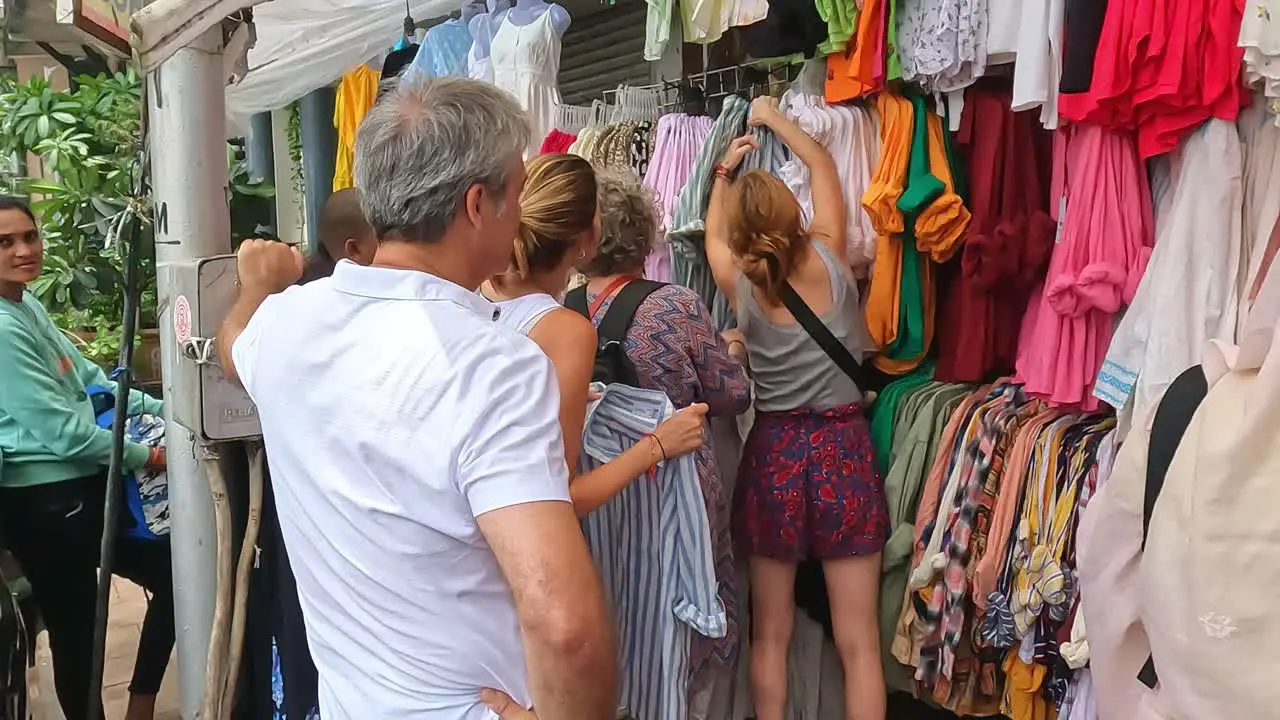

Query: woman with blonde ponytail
<box><xmin>479</xmin><ymin>154</ymin><xmax>709</xmax><ymax>516</ymax></box>
<box><xmin>705</xmin><ymin>97</ymin><xmax>888</xmax><ymax>720</ymax></box>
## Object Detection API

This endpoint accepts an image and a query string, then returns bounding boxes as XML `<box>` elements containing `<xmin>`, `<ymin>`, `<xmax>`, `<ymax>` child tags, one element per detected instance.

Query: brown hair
<box><xmin>725</xmin><ymin>170</ymin><xmax>806</xmax><ymax>304</ymax></box>
<box><xmin>579</xmin><ymin>169</ymin><xmax>658</xmax><ymax>277</ymax></box>
<box><xmin>512</xmin><ymin>153</ymin><xmax>598</xmax><ymax>277</ymax></box>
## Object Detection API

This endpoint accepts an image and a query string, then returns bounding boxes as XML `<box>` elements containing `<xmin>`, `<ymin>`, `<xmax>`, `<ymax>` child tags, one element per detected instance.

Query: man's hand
<box><xmin>219</xmin><ymin>240</ymin><xmax>301</xmax><ymax>387</ymax></box>
<box><xmin>480</xmin><ymin>689</ymin><xmax>537</xmax><ymax>720</ymax></box>
<box><xmin>236</xmin><ymin>239</ymin><xmax>303</xmax><ymax>296</ymax></box>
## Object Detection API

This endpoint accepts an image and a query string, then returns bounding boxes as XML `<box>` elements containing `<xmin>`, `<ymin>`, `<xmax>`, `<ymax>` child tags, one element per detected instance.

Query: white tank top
<box><xmin>493</xmin><ymin>292</ymin><xmax>561</xmax><ymax>336</ymax></box>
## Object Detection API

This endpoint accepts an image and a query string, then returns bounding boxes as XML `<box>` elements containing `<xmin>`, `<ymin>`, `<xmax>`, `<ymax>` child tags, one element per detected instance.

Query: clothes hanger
<box><xmin>402</xmin><ymin>0</ymin><xmax>416</xmax><ymax>42</ymax></box>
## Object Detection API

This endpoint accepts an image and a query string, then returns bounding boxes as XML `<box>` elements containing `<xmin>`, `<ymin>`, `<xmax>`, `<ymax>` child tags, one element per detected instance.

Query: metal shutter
<box><xmin>557</xmin><ymin>0</ymin><xmax>652</xmax><ymax>106</ymax></box>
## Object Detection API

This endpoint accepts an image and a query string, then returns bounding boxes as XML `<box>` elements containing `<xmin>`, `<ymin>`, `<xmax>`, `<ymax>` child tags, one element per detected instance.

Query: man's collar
<box><xmin>330</xmin><ymin>260</ymin><xmax>499</xmax><ymax>322</ymax></box>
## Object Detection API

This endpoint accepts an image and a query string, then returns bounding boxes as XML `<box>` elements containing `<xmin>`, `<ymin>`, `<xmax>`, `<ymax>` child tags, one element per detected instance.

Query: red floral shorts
<box><xmin>732</xmin><ymin>402</ymin><xmax>889</xmax><ymax>561</ymax></box>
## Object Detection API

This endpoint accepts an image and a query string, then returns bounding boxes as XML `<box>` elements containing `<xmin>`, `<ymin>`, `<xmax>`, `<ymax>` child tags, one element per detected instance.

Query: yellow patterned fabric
<box><xmin>333</xmin><ymin>65</ymin><xmax>381</xmax><ymax>192</ymax></box>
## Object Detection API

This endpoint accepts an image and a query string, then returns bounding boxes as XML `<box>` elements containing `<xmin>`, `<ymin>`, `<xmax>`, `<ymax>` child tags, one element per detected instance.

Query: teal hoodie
<box><xmin>0</xmin><ymin>291</ymin><xmax>164</xmax><ymax>488</ymax></box>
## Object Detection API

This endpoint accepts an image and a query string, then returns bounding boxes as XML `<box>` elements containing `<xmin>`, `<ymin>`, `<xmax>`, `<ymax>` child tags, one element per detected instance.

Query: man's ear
<box><xmin>463</xmin><ymin>184</ymin><xmax>486</xmax><ymax>228</ymax></box>
<box><xmin>344</xmin><ymin>237</ymin><xmax>363</xmax><ymax>263</ymax></box>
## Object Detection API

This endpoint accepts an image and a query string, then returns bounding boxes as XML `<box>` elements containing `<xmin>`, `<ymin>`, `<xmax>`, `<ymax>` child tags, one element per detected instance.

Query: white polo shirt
<box><xmin>232</xmin><ymin>261</ymin><xmax>570</xmax><ymax>720</ymax></box>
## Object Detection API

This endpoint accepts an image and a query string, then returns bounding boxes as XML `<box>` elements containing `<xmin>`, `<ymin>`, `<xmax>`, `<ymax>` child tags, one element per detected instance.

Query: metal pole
<box><xmin>246</xmin><ymin>112</ymin><xmax>277</xmax><ymax>233</ymax></box>
<box><xmin>146</xmin><ymin>28</ymin><xmax>229</xmax><ymax>719</ymax></box>
<box><xmin>297</xmin><ymin>86</ymin><xmax>337</xmax><ymax>253</ymax></box>
<box><xmin>89</xmin><ymin>210</ymin><xmax>144</xmax><ymax>720</ymax></box>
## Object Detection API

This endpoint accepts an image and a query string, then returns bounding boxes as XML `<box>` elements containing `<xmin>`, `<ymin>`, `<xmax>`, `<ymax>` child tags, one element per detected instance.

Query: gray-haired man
<box><xmin>218</xmin><ymin>77</ymin><xmax>617</xmax><ymax>720</ymax></box>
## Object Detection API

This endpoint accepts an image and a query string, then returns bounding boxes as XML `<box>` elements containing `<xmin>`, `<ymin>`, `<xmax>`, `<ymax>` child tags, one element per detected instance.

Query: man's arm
<box><xmin>219</xmin><ymin>239</ymin><xmax>304</xmax><ymax>386</ymax></box>
<box><xmin>460</xmin><ymin>345</ymin><xmax>617</xmax><ymax>719</ymax></box>
<box><xmin>218</xmin><ymin>286</ymin><xmax>273</xmax><ymax>387</ymax></box>
<box><xmin>479</xmin><ymin>502</ymin><xmax>617</xmax><ymax>719</ymax></box>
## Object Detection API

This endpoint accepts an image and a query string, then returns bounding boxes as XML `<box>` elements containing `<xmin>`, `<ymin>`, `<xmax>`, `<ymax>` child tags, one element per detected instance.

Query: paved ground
<box><xmin>29</xmin><ymin>577</ymin><xmax>182</xmax><ymax>720</ymax></box>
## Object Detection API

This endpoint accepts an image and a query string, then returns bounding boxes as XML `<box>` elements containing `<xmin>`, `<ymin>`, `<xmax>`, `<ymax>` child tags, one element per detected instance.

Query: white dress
<box><xmin>493</xmin><ymin>292</ymin><xmax>561</xmax><ymax>336</ymax></box>
<box><xmin>467</xmin><ymin>13</ymin><xmax>496</xmax><ymax>83</ymax></box>
<box><xmin>490</xmin><ymin>12</ymin><xmax>563</xmax><ymax>157</ymax></box>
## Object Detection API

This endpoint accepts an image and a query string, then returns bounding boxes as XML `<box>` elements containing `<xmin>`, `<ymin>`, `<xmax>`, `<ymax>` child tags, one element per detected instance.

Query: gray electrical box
<box><xmin>158</xmin><ymin>255</ymin><xmax>262</xmax><ymax>442</ymax></box>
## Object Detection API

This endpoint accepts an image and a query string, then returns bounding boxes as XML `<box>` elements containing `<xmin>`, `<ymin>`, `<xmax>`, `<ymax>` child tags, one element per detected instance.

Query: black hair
<box><xmin>0</xmin><ymin>196</ymin><xmax>36</xmax><ymax>225</ymax></box>
<box><xmin>297</xmin><ymin>189</ymin><xmax>373</xmax><ymax>286</ymax></box>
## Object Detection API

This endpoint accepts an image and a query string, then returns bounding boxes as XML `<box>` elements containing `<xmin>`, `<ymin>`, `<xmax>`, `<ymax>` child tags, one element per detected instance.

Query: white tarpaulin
<box><xmin>226</xmin><ymin>0</ymin><xmax>459</xmax><ymax>125</ymax></box>
<box><xmin>134</xmin><ymin>0</ymin><xmax>458</xmax><ymax>131</ymax></box>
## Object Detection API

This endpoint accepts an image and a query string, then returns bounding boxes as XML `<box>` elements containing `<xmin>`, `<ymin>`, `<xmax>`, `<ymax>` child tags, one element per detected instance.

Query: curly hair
<box><xmin>579</xmin><ymin>169</ymin><xmax>658</xmax><ymax>277</ymax></box>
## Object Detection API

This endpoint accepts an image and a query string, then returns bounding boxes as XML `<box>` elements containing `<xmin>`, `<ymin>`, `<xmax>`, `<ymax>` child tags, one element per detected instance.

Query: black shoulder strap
<box><xmin>596</xmin><ymin>280</ymin><xmax>664</xmax><ymax>343</ymax></box>
<box><xmin>564</xmin><ymin>284</ymin><xmax>589</xmax><ymax>317</ymax></box>
<box><xmin>1136</xmin><ymin>363</ymin><xmax>1209</xmax><ymax>690</ymax></box>
<box><xmin>778</xmin><ymin>281</ymin><xmax>867</xmax><ymax>391</ymax></box>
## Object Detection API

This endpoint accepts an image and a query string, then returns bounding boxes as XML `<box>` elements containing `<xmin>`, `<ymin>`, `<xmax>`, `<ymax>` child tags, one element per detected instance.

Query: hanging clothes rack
<box><xmin>555</xmin><ymin>103</ymin><xmax>596</xmax><ymax>134</ymax></box>
<box><xmin>683</xmin><ymin>62</ymin><xmax>801</xmax><ymax>100</ymax></box>
<box><xmin>601</xmin><ymin>83</ymin><xmax>664</xmax><ymax>123</ymax></box>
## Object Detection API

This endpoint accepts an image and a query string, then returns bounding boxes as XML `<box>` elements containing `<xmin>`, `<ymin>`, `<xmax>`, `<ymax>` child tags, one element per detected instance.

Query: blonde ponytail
<box><xmin>510</xmin><ymin>154</ymin><xmax>598</xmax><ymax>278</ymax></box>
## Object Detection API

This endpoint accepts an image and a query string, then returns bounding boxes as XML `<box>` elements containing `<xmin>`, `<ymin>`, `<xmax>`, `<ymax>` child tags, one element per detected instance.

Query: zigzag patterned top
<box><xmin>582</xmin><ymin>282</ymin><xmax>752</xmax><ymax>684</ymax></box>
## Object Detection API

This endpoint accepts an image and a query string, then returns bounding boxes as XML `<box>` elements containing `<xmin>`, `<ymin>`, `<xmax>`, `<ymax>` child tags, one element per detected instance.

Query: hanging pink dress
<box><xmin>1014</xmin><ymin>124</ymin><xmax>1154</xmax><ymax>409</ymax></box>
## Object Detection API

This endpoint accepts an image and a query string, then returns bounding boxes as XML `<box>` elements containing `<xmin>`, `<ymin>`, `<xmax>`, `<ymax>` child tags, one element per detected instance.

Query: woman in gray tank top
<box><xmin>704</xmin><ymin>96</ymin><xmax>889</xmax><ymax>720</ymax></box>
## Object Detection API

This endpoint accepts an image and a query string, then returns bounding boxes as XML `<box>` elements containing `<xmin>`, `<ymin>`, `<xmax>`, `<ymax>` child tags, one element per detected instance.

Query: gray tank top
<box><xmin>736</xmin><ymin>240</ymin><xmax>874</xmax><ymax>412</ymax></box>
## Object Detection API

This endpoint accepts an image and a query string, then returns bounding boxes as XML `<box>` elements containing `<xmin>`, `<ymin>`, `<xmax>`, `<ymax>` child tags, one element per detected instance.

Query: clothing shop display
<box><xmin>379</xmin><ymin>44</ymin><xmax>420</xmax><ymax>83</ymax></box>
<box><xmin>896</xmin><ymin>0</ymin><xmax>988</xmax><ymax>92</ymax></box>
<box><xmin>467</xmin><ymin>7</ymin><xmax>502</xmax><ymax>83</ymax></box>
<box><xmin>1239</xmin><ymin>98</ymin><xmax>1280</xmax><ymax>331</ymax></box>
<box><xmin>539</xmin><ymin>128</ymin><xmax>577</xmax><ymax>154</ymax></box>
<box><xmin>733</xmin><ymin>0</ymin><xmax>828</xmax><ymax>61</ymax></box>
<box><xmin>883</xmin><ymin>380</ymin><xmax>1116</xmax><ymax>717</ymax></box>
<box><xmin>491</xmin><ymin>7</ymin><xmax>565</xmax><ymax>157</ymax></box>
<box><xmin>1057</xmin><ymin>0</ymin><xmax>1249</xmax><ymax>158</ymax></box>
<box><xmin>1079</xmin><ymin>257</ymin><xmax>1280</xmax><ymax>718</ymax></box>
<box><xmin>1014</xmin><ymin>124</ymin><xmax>1153</xmax><ymax>411</ymax></box>
<box><xmin>580</xmin><ymin>383</ymin><xmax>728</xmax><ymax>720</ymax></box>
<box><xmin>642</xmin><ymin>112</ymin><xmax>715</xmax><ymax>283</ymax></box>
<box><xmin>1241</xmin><ymin>0</ymin><xmax>1280</xmax><ymax>118</ymax></box>
<box><xmin>1094</xmin><ymin>119</ymin><xmax>1244</xmax><ymax>432</ymax></box>
<box><xmin>405</xmin><ymin>18</ymin><xmax>473</xmax><ymax>81</ymax></box>
<box><xmin>934</xmin><ymin>79</ymin><xmax>1054</xmax><ymax>385</ymax></box>
<box><xmin>669</xmin><ymin>96</ymin><xmax>750</xmax><ymax>330</ymax></box>
<box><xmin>824</xmin><ymin>0</ymin><xmax>889</xmax><ymax>103</ymax></box>
<box><xmin>783</xmin><ymin>92</ymin><xmax>879</xmax><ymax>270</ymax></box>
<box><xmin>332</xmin><ymin>65</ymin><xmax>380</xmax><ymax>192</ymax></box>
<box><xmin>862</xmin><ymin>91</ymin><xmax>969</xmax><ymax>376</ymax></box>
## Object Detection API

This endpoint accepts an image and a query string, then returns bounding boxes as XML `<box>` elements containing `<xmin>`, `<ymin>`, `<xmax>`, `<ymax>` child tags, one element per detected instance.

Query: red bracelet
<box><xmin>644</xmin><ymin>433</ymin><xmax>666</xmax><ymax>479</ymax></box>
<box><xmin>713</xmin><ymin>164</ymin><xmax>733</xmax><ymax>180</ymax></box>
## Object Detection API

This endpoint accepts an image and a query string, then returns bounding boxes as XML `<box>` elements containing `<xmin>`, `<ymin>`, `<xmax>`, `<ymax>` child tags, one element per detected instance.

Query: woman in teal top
<box><xmin>0</xmin><ymin>196</ymin><xmax>175</xmax><ymax>720</ymax></box>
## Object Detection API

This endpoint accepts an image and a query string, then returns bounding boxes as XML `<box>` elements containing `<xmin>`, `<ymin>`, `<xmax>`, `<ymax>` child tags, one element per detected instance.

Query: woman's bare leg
<box><xmin>748</xmin><ymin>556</ymin><xmax>798</xmax><ymax>720</ymax></box>
<box><xmin>824</xmin><ymin>553</ymin><xmax>885</xmax><ymax>720</ymax></box>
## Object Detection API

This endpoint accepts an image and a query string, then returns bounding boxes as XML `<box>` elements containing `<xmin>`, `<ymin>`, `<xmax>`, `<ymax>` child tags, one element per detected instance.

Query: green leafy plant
<box><xmin>286</xmin><ymin>102</ymin><xmax>305</xmax><ymax>203</ymax></box>
<box><xmin>0</xmin><ymin>69</ymin><xmax>274</xmax><ymax>368</ymax></box>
